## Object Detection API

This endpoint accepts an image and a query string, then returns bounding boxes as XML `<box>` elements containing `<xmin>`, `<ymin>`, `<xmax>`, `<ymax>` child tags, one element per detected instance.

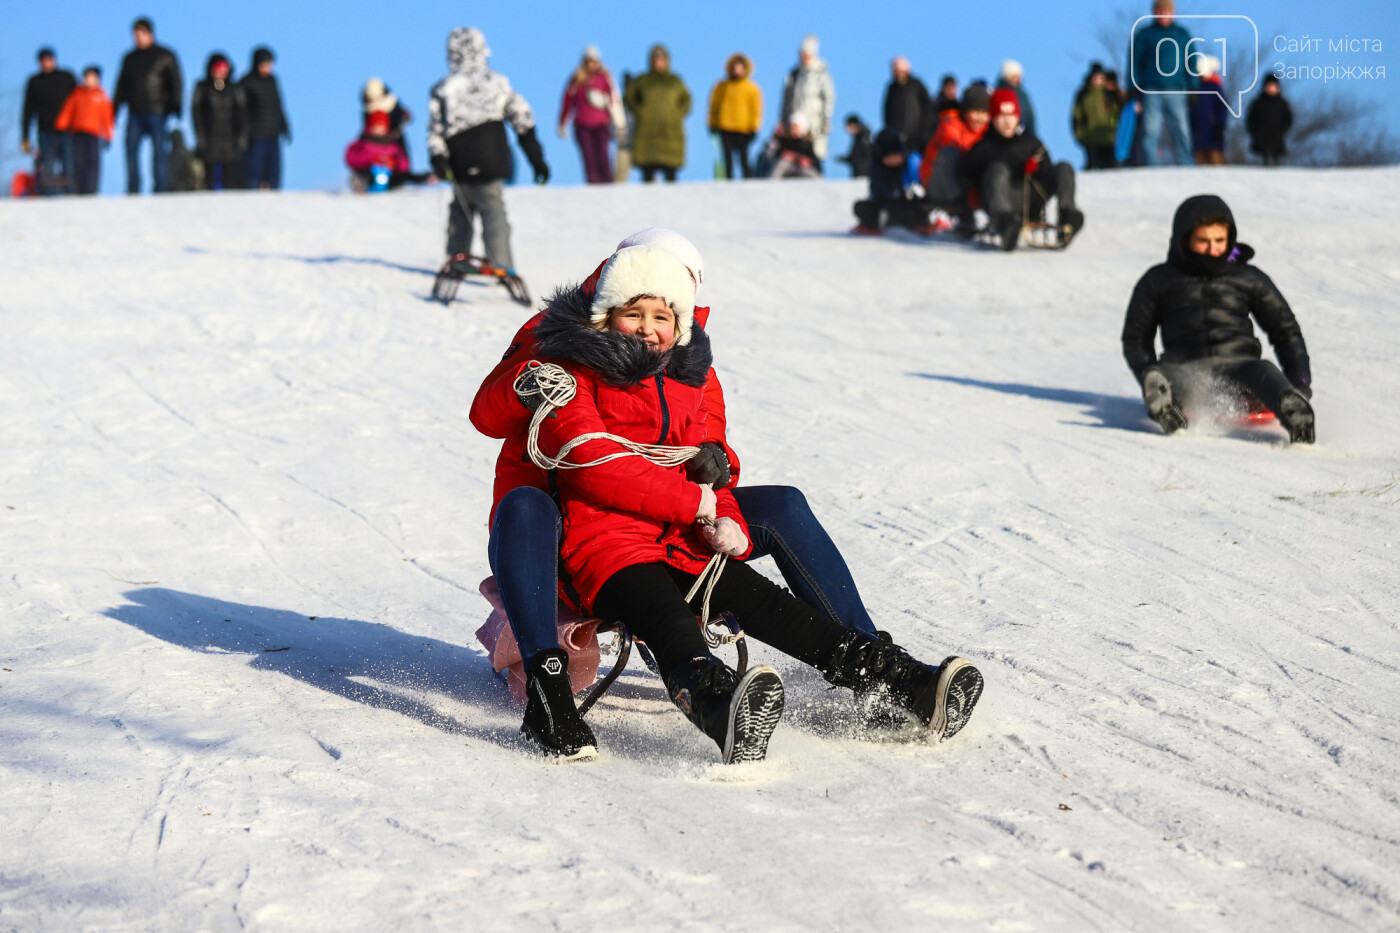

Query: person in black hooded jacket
<box><xmin>240</xmin><ymin>47</ymin><xmax>290</xmax><ymax>189</ymax></box>
<box><xmin>851</xmin><ymin>127</ymin><xmax>932</xmax><ymax>233</ymax></box>
<box><xmin>191</xmin><ymin>52</ymin><xmax>248</xmax><ymax>189</ymax></box>
<box><xmin>1121</xmin><ymin>194</ymin><xmax>1315</xmax><ymax>443</ymax></box>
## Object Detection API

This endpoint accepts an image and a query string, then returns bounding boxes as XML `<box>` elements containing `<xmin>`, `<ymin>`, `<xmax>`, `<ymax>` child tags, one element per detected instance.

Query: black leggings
<box><xmin>637</xmin><ymin>164</ymin><xmax>678</xmax><ymax>183</ymax></box>
<box><xmin>593</xmin><ymin>561</ymin><xmax>849</xmax><ymax>681</ymax></box>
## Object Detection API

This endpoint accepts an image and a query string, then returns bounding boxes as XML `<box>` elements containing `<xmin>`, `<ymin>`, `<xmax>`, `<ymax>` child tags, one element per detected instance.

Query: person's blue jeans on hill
<box><xmin>126</xmin><ymin>112</ymin><xmax>170</xmax><ymax>193</ymax></box>
<box><xmin>245</xmin><ymin>136</ymin><xmax>282</xmax><ymax>189</ymax></box>
<box><xmin>1140</xmin><ymin>94</ymin><xmax>1193</xmax><ymax>166</ymax></box>
<box><xmin>488</xmin><ymin>484</ymin><xmax>878</xmax><ymax>662</ymax></box>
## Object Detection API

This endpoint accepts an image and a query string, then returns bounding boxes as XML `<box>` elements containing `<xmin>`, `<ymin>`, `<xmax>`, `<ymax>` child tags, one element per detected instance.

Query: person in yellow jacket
<box><xmin>708</xmin><ymin>53</ymin><xmax>762</xmax><ymax>179</ymax></box>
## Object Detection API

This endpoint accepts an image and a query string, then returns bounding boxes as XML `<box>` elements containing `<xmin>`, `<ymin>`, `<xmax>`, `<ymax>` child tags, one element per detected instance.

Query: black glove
<box><xmin>515</xmin><ymin>367</ymin><xmax>545</xmax><ymax>412</ymax></box>
<box><xmin>517</xmin><ymin>127</ymin><xmax>549</xmax><ymax>185</ymax></box>
<box><xmin>686</xmin><ymin>442</ymin><xmax>732</xmax><ymax>489</ymax></box>
<box><xmin>1288</xmin><ymin>373</ymin><xmax>1313</xmax><ymax>400</ymax></box>
<box><xmin>431</xmin><ymin>155</ymin><xmax>450</xmax><ymax>181</ymax></box>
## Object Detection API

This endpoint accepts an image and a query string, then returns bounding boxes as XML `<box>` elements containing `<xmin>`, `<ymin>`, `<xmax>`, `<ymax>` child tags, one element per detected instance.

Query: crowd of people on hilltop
<box><xmin>1072</xmin><ymin>0</ymin><xmax>1292</xmax><ymax>170</ymax></box>
<box><xmin>550</xmin><ymin>35</ymin><xmax>835</xmax><ymax>185</ymax></box>
<box><xmin>17</xmin><ymin>2</ymin><xmax>1298</xmax><ymax>199</ymax></box>
<box><xmin>17</xmin><ymin>16</ymin><xmax>288</xmax><ymax>196</ymax></box>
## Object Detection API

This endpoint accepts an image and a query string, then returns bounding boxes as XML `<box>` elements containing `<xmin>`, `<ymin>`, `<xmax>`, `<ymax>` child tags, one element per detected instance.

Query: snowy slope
<box><xmin>2</xmin><ymin>170</ymin><xmax>1399</xmax><ymax>932</ymax></box>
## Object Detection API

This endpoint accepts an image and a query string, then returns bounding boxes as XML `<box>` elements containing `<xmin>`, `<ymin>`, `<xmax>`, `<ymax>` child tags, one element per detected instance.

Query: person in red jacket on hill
<box><xmin>472</xmin><ymin>231</ymin><xmax>983</xmax><ymax>762</ymax></box>
<box><xmin>54</xmin><ymin>66</ymin><xmax>114</xmax><ymax>195</ymax></box>
<box><xmin>513</xmin><ymin>244</ymin><xmax>984</xmax><ymax>763</ymax></box>
<box><xmin>918</xmin><ymin>84</ymin><xmax>991</xmax><ymax>234</ymax></box>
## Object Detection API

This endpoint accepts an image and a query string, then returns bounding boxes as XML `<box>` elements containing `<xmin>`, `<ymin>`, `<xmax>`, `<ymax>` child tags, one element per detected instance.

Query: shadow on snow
<box><xmin>103</xmin><ymin>587</ymin><xmax>520</xmax><ymax>746</ymax></box>
<box><xmin>908</xmin><ymin>372</ymin><xmax>1155</xmax><ymax>431</ymax></box>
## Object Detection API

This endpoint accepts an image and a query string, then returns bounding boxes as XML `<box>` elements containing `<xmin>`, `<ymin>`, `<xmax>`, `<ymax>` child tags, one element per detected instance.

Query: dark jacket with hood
<box><xmin>1121</xmin><ymin>194</ymin><xmax>1310</xmax><ymax>388</ymax></box>
<box><xmin>240</xmin><ymin>49</ymin><xmax>289</xmax><ymax>141</ymax></box>
<box><xmin>114</xmin><ymin>42</ymin><xmax>183</xmax><ymax>117</ymax></box>
<box><xmin>191</xmin><ymin>55</ymin><xmax>248</xmax><ymax>163</ymax></box>
<box><xmin>867</xmin><ymin>128</ymin><xmax>909</xmax><ymax>202</ymax></box>
<box><xmin>530</xmin><ymin>282</ymin><xmax>749</xmax><ymax>611</ymax></box>
<box><xmin>22</xmin><ymin>68</ymin><xmax>78</xmax><ymax>140</ymax></box>
<box><xmin>1246</xmin><ymin>92</ymin><xmax>1292</xmax><ymax>157</ymax></box>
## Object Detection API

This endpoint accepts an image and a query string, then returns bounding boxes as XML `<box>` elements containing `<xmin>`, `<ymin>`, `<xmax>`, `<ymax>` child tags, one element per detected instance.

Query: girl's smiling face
<box><xmin>608</xmin><ymin>297</ymin><xmax>676</xmax><ymax>350</ymax></box>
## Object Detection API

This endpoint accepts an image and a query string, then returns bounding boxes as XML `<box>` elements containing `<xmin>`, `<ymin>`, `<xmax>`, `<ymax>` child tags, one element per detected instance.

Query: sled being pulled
<box><xmin>432</xmin><ymin>253</ymin><xmax>532</xmax><ymax>307</ymax></box>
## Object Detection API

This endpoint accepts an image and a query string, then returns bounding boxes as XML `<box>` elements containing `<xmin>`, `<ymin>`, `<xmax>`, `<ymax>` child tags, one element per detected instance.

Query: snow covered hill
<box><xmin>3</xmin><ymin>169</ymin><xmax>1399</xmax><ymax>931</ymax></box>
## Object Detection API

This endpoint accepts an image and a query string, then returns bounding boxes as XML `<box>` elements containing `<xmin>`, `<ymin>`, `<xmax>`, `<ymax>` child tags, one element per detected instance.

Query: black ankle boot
<box><xmin>823</xmin><ymin>631</ymin><xmax>983</xmax><ymax>740</ymax></box>
<box><xmin>666</xmin><ymin>656</ymin><xmax>784</xmax><ymax>764</ymax></box>
<box><xmin>1142</xmin><ymin>369</ymin><xmax>1188</xmax><ymax>434</ymax></box>
<box><xmin>521</xmin><ymin>648</ymin><xmax>598</xmax><ymax>761</ymax></box>
<box><xmin>1279</xmin><ymin>389</ymin><xmax>1315</xmax><ymax>444</ymax></box>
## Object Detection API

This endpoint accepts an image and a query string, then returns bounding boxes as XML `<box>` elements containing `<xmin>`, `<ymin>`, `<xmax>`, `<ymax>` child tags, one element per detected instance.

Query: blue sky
<box><xmin>4</xmin><ymin>0</ymin><xmax>1397</xmax><ymax>194</ymax></box>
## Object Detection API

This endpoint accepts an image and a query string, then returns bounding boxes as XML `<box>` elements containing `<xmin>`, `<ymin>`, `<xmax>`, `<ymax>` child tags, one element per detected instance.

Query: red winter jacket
<box><xmin>919</xmin><ymin>109</ymin><xmax>988</xmax><ymax>187</ymax></box>
<box><xmin>469</xmin><ymin>264</ymin><xmax>740</xmax><ymax>526</ymax></box>
<box><xmin>525</xmin><ymin>286</ymin><xmax>751</xmax><ymax>610</ymax></box>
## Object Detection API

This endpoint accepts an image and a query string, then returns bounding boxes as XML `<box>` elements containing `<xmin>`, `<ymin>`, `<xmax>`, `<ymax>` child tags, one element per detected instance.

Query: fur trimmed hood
<box><xmin>534</xmin><ymin>282</ymin><xmax>712</xmax><ymax>388</ymax></box>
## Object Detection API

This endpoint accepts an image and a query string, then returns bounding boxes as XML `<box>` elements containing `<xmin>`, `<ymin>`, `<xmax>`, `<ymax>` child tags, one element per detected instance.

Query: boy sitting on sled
<box><xmin>960</xmin><ymin>88</ymin><xmax>1083</xmax><ymax>251</ymax></box>
<box><xmin>1121</xmin><ymin>194</ymin><xmax>1315</xmax><ymax>443</ymax></box>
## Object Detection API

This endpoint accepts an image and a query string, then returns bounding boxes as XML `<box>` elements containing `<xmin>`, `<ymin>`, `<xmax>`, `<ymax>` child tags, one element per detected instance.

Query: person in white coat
<box><xmin>779</xmin><ymin>35</ymin><xmax>835</xmax><ymax>165</ymax></box>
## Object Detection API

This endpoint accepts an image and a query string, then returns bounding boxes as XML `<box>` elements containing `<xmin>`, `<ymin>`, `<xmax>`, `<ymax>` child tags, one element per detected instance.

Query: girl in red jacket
<box><xmin>526</xmin><ymin>244</ymin><xmax>983</xmax><ymax>763</ymax></box>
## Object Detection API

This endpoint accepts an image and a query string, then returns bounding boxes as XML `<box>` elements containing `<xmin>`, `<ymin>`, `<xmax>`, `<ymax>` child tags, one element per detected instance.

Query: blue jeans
<box><xmin>245</xmin><ymin>136</ymin><xmax>282</xmax><ymax>189</ymax></box>
<box><xmin>487</xmin><ymin>484</ymin><xmax>877</xmax><ymax>664</ymax></box>
<box><xmin>1139</xmin><ymin>94</ymin><xmax>1193</xmax><ymax>167</ymax></box>
<box><xmin>125</xmin><ymin>112</ymin><xmax>170</xmax><ymax>194</ymax></box>
<box><xmin>35</xmin><ymin>130</ymin><xmax>73</xmax><ymax>194</ymax></box>
<box><xmin>488</xmin><ymin>487</ymin><xmax>562</xmax><ymax>661</ymax></box>
<box><xmin>732</xmin><ymin>485</ymin><xmax>876</xmax><ymax>634</ymax></box>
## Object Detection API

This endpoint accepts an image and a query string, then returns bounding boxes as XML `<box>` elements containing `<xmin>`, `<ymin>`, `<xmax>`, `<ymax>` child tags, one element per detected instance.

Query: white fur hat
<box><xmin>801</xmin><ymin>35</ymin><xmax>820</xmax><ymax>57</ymax></box>
<box><xmin>1001</xmin><ymin>59</ymin><xmax>1023</xmax><ymax>79</ymax></box>
<box><xmin>589</xmin><ymin>245</ymin><xmax>697</xmax><ymax>346</ymax></box>
<box><xmin>615</xmin><ymin>227</ymin><xmax>704</xmax><ymax>294</ymax></box>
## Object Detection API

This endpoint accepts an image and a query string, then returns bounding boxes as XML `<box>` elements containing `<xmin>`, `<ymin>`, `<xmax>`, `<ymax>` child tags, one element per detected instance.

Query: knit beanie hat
<box><xmin>961</xmin><ymin>84</ymin><xmax>991</xmax><ymax>112</ymax></box>
<box><xmin>990</xmin><ymin>87</ymin><xmax>1020</xmax><ymax>119</ymax></box>
<box><xmin>589</xmin><ymin>245</ymin><xmax>697</xmax><ymax>346</ymax></box>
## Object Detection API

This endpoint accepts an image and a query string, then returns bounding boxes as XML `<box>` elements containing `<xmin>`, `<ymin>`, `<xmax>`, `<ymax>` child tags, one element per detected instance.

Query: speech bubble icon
<box><xmin>1129</xmin><ymin>14</ymin><xmax>1259</xmax><ymax>118</ymax></box>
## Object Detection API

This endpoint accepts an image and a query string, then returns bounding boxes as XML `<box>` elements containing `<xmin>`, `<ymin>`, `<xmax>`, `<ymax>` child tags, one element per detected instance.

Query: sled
<box><xmin>432</xmin><ymin>253</ymin><xmax>532</xmax><ymax>307</ymax></box>
<box><xmin>1114</xmin><ymin>102</ymin><xmax>1138</xmax><ymax>165</ymax></box>
<box><xmin>577</xmin><ymin>612</ymin><xmax>750</xmax><ymax>718</ymax></box>
<box><xmin>970</xmin><ymin>170</ymin><xmax>1077</xmax><ymax>251</ymax></box>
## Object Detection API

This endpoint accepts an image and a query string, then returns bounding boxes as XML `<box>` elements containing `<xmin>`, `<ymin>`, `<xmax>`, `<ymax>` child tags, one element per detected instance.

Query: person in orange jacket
<box><xmin>55</xmin><ymin>66</ymin><xmax>114</xmax><ymax>195</ymax></box>
<box><xmin>918</xmin><ymin>83</ymin><xmax>990</xmax><ymax>232</ymax></box>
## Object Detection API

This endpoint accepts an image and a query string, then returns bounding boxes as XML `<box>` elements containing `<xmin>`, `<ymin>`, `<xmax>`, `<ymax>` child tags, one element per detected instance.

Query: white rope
<box><xmin>519</xmin><ymin>362</ymin><xmax>700</xmax><ymax>471</ymax></box>
<box><xmin>516</xmin><ymin>360</ymin><xmax>744</xmax><ymax>645</ymax></box>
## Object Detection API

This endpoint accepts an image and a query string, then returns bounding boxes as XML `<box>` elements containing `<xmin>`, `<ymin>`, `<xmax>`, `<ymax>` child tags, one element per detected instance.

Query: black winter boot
<box><xmin>823</xmin><ymin>631</ymin><xmax>983</xmax><ymax>740</ymax></box>
<box><xmin>1059</xmin><ymin>207</ymin><xmax>1084</xmax><ymax>246</ymax></box>
<box><xmin>992</xmin><ymin>212</ymin><xmax>1020</xmax><ymax>251</ymax></box>
<box><xmin>521</xmin><ymin>648</ymin><xmax>598</xmax><ymax>761</ymax></box>
<box><xmin>667</xmin><ymin>656</ymin><xmax>784</xmax><ymax>764</ymax></box>
<box><xmin>1279</xmin><ymin>389</ymin><xmax>1315</xmax><ymax>444</ymax></box>
<box><xmin>1142</xmin><ymin>369</ymin><xmax>1188</xmax><ymax>435</ymax></box>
